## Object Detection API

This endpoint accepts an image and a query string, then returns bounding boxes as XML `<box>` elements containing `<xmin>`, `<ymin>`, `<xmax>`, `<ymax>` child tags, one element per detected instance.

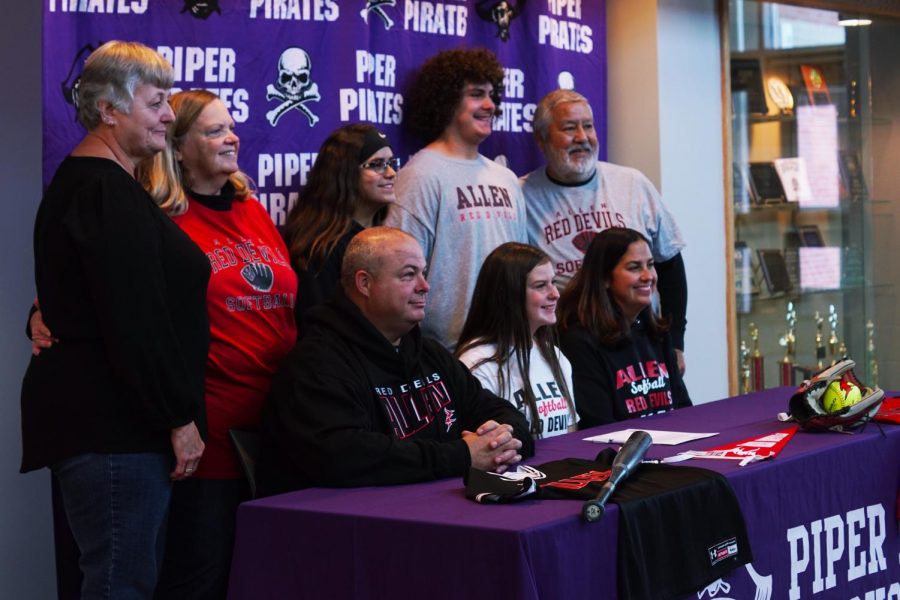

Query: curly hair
<box><xmin>284</xmin><ymin>123</ymin><xmax>389</xmax><ymax>273</ymax></box>
<box><xmin>405</xmin><ymin>47</ymin><xmax>505</xmax><ymax>144</ymax></box>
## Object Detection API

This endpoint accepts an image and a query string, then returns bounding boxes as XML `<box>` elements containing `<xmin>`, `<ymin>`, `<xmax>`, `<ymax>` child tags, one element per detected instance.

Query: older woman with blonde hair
<box><xmin>21</xmin><ymin>41</ymin><xmax>209</xmax><ymax>598</ymax></box>
<box><xmin>139</xmin><ymin>89</ymin><xmax>297</xmax><ymax>598</ymax></box>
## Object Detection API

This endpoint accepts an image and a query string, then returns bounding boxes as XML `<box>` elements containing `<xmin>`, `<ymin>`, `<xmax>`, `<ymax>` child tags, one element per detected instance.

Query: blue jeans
<box><xmin>52</xmin><ymin>453</ymin><xmax>172</xmax><ymax>600</ymax></box>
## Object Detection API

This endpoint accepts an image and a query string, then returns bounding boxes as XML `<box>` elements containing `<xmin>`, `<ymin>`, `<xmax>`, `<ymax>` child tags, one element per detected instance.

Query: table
<box><xmin>228</xmin><ymin>388</ymin><xmax>900</xmax><ymax>599</ymax></box>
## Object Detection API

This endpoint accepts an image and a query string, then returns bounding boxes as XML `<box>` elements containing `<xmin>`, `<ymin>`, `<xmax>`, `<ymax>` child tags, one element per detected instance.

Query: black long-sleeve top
<box><xmin>20</xmin><ymin>157</ymin><xmax>210</xmax><ymax>471</ymax></box>
<box><xmin>655</xmin><ymin>252</ymin><xmax>687</xmax><ymax>350</ymax></box>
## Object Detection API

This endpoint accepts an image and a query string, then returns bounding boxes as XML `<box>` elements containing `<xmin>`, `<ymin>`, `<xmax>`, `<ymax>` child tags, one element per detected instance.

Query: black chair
<box><xmin>228</xmin><ymin>429</ymin><xmax>260</xmax><ymax>499</ymax></box>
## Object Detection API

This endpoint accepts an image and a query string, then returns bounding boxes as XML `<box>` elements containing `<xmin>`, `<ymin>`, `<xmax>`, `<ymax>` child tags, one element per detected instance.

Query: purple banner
<box><xmin>43</xmin><ymin>0</ymin><xmax>607</xmax><ymax>225</ymax></box>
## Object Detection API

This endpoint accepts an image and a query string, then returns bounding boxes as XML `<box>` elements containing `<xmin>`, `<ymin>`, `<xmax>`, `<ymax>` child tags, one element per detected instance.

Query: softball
<box><xmin>821</xmin><ymin>380</ymin><xmax>862</xmax><ymax>413</ymax></box>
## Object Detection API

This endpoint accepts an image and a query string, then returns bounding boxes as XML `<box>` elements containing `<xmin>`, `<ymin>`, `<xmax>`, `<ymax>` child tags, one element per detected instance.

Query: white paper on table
<box><xmin>583</xmin><ymin>429</ymin><xmax>718</xmax><ymax>446</ymax></box>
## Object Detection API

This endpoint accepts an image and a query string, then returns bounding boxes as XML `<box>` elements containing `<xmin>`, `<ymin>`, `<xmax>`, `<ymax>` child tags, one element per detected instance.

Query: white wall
<box><xmin>0</xmin><ymin>3</ymin><xmax>57</xmax><ymax>599</ymax></box>
<box><xmin>608</xmin><ymin>0</ymin><xmax>731</xmax><ymax>403</ymax></box>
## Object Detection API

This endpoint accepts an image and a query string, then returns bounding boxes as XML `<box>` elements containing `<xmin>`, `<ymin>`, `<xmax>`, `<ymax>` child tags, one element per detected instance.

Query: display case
<box><xmin>727</xmin><ymin>1</ymin><xmax>900</xmax><ymax>392</ymax></box>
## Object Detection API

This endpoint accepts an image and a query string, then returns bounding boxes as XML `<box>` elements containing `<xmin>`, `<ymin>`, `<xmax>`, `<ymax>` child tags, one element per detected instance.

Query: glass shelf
<box><xmin>744</xmin><ymin>114</ymin><xmax>892</xmax><ymax>125</ymax></box>
<box><xmin>727</xmin><ymin>0</ymin><xmax>900</xmax><ymax>393</ymax></box>
<box><xmin>735</xmin><ymin>202</ymin><xmax>862</xmax><ymax>219</ymax></box>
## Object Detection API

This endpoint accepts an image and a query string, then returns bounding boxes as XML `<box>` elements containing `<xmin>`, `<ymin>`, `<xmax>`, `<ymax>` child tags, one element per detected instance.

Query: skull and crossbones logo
<box><xmin>266</xmin><ymin>48</ymin><xmax>321</xmax><ymax>127</ymax></box>
<box><xmin>475</xmin><ymin>0</ymin><xmax>525</xmax><ymax>41</ymax></box>
<box><xmin>360</xmin><ymin>0</ymin><xmax>397</xmax><ymax>29</ymax></box>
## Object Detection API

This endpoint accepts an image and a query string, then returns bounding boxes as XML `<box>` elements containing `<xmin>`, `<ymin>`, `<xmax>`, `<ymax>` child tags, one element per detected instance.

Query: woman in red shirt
<box><xmin>140</xmin><ymin>90</ymin><xmax>297</xmax><ymax>598</ymax></box>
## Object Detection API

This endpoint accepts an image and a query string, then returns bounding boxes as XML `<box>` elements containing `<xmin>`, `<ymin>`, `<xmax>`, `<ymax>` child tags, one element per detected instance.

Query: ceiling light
<box><xmin>838</xmin><ymin>13</ymin><xmax>872</xmax><ymax>26</ymax></box>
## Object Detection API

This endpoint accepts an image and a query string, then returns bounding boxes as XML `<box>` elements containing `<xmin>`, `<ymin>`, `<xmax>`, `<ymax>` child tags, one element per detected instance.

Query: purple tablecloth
<box><xmin>228</xmin><ymin>388</ymin><xmax>900</xmax><ymax>599</ymax></box>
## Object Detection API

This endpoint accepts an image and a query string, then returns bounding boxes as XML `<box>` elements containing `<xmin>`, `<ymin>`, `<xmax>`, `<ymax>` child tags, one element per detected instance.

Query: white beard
<box><xmin>551</xmin><ymin>146</ymin><xmax>597</xmax><ymax>182</ymax></box>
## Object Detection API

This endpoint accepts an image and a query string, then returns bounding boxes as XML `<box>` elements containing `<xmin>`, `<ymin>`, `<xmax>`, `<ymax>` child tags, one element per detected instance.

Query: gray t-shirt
<box><xmin>521</xmin><ymin>161</ymin><xmax>685</xmax><ymax>288</ymax></box>
<box><xmin>385</xmin><ymin>149</ymin><xmax>527</xmax><ymax>349</ymax></box>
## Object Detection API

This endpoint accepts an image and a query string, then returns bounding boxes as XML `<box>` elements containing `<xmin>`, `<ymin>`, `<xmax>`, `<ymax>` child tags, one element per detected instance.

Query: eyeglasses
<box><xmin>360</xmin><ymin>157</ymin><xmax>401</xmax><ymax>174</ymax></box>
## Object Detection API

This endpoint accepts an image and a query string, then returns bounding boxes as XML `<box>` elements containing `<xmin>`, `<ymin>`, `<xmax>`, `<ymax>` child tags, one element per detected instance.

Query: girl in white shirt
<box><xmin>456</xmin><ymin>242</ymin><xmax>577</xmax><ymax>438</ymax></box>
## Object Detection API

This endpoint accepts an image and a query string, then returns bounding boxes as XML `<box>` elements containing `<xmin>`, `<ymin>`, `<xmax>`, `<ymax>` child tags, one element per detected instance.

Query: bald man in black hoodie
<box><xmin>258</xmin><ymin>227</ymin><xmax>533</xmax><ymax>495</ymax></box>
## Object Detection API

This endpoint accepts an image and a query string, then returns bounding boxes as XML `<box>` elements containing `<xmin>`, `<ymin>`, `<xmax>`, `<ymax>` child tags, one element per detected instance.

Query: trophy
<box><xmin>778</xmin><ymin>302</ymin><xmax>796</xmax><ymax>385</ymax></box>
<box><xmin>827</xmin><ymin>304</ymin><xmax>847</xmax><ymax>365</ymax></box>
<box><xmin>739</xmin><ymin>340</ymin><xmax>752</xmax><ymax>394</ymax></box>
<box><xmin>867</xmin><ymin>320</ymin><xmax>879</xmax><ymax>387</ymax></box>
<box><xmin>814</xmin><ymin>311</ymin><xmax>826</xmax><ymax>369</ymax></box>
<box><xmin>749</xmin><ymin>322</ymin><xmax>765</xmax><ymax>391</ymax></box>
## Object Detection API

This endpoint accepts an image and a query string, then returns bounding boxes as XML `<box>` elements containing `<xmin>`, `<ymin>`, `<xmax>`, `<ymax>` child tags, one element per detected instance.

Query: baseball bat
<box><xmin>582</xmin><ymin>430</ymin><xmax>653</xmax><ymax>522</ymax></box>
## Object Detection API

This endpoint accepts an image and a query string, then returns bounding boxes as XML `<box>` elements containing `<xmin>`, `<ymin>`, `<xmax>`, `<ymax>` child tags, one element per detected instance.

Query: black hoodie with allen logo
<box><xmin>560</xmin><ymin>313</ymin><xmax>691</xmax><ymax>428</ymax></box>
<box><xmin>257</xmin><ymin>288</ymin><xmax>534</xmax><ymax>496</ymax></box>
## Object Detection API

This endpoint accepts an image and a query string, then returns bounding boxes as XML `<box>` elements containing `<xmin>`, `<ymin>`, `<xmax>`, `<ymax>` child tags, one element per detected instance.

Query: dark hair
<box><xmin>405</xmin><ymin>47</ymin><xmax>504</xmax><ymax>144</ymax></box>
<box><xmin>285</xmin><ymin>123</ymin><xmax>389</xmax><ymax>272</ymax></box>
<box><xmin>558</xmin><ymin>228</ymin><xmax>668</xmax><ymax>346</ymax></box>
<box><xmin>456</xmin><ymin>242</ymin><xmax>575</xmax><ymax>437</ymax></box>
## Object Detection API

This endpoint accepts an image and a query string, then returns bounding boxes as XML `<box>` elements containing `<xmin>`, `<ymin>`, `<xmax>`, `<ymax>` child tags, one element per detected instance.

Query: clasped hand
<box><xmin>462</xmin><ymin>420</ymin><xmax>523</xmax><ymax>474</ymax></box>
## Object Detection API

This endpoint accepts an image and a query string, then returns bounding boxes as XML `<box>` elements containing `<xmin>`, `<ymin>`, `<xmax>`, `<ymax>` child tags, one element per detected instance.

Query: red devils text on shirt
<box><xmin>615</xmin><ymin>359</ymin><xmax>673</xmax><ymax>416</ymax></box>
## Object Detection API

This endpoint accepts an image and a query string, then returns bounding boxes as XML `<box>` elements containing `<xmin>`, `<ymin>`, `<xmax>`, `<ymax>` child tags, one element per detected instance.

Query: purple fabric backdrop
<box><xmin>43</xmin><ymin>0</ymin><xmax>607</xmax><ymax>225</ymax></box>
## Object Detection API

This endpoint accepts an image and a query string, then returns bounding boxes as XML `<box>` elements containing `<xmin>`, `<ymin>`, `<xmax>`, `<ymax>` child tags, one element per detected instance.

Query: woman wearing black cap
<box><xmin>283</xmin><ymin>124</ymin><xmax>398</xmax><ymax>335</ymax></box>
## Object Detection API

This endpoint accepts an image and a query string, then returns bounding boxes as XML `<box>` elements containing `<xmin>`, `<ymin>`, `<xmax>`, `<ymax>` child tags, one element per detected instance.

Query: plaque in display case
<box><xmin>731</xmin><ymin>58</ymin><xmax>768</xmax><ymax>114</ymax></box>
<box><xmin>782</xmin><ymin>232</ymin><xmax>800</xmax><ymax>291</ymax></box>
<box><xmin>800</xmin><ymin>64</ymin><xmax>832</xmax><ymax>105</ymax></box>
<box><xmin>839</xmin><ymin>152</ymin><xmax>868</xmax><ymax>199</ymax></box>
<box><xmin>748</xmin><ymin>163</ymin><xmax>785</xmax><ymax>204</ymax></box>
<box><xmin>756</xmin><ymin>249</ymin><xmax>793</xmax><ymax>295</ymax></box>
<box><xmin>773</xmin><ymin>158</ymin><xmax>813</xmax><ymax>204</ymax></box>
<box><xmin>797</xmin><ymin>224</ymin><xmax>824</xmax><ymax>247</ymax></box>
<box><xmin>766</xmin><ymin>76</ymin><xmax>794</xmax><ymax>114</ymax></box>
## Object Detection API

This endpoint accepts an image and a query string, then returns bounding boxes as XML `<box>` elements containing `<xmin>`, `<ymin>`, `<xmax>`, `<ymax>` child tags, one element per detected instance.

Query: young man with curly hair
<box><xmin>384</xmin><ymin>47</ymin><xmax>528</xmax><ymax>350</ymax></box>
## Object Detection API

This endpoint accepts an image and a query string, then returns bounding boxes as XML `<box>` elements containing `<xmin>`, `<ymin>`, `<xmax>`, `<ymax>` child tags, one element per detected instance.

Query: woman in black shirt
<box><xmin>21</xmin><ymin>41</ymin><xmax>210</xmax><ymax>598</ymax></box>
<box><xmin>558</xmin><ymin>228</ymin><xmax>690</xmax><ymax>427</ymax></box>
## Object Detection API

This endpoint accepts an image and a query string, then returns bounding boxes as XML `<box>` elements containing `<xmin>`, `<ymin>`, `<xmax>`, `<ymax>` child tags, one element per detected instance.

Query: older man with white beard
<box><xmin>521</xmin><ymin>89</ymin><xmax>689</xmax><ymax>372</ymax></box>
